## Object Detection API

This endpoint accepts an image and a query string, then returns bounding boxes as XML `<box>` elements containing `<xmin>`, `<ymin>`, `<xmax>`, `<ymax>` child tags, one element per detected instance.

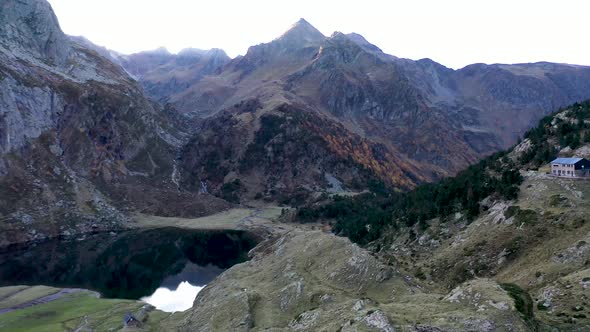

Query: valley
<box><xmin>1</xmin><ymin>0</ymin><xmax>590</xmax><ymax>331</ymax></box>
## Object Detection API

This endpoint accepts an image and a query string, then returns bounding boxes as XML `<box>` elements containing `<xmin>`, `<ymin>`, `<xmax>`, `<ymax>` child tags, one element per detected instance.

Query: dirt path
<box><xmin>0</xmin><ymin>288</ymin><xmax>98</xmax><ymax>316</ymax></box>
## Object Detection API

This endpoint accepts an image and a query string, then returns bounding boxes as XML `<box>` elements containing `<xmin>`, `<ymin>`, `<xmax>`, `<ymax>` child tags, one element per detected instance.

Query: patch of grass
<box><xmin>0</xmin><ymin>286</ymin><xmax>59</xmax><ymax>310</ymax></box>
<box><xmin>414</xmin><ymin>267</ymin><xmax>426</xmax><ymax>280</ymax></box>
<box><xmin>548</xmin><ymin>194</ymin><xmax>569</xmax><ymax>208</ymax></box>
<box><xmin>500</xmin><ymin>283</ymin><xmax>537</xmax><ymax>330</ymax></box>
<box><xmin>505</xmin><ymin>235</ymin><xmax>524</xmax><ymax>257</ymax></box>
<box><xmin>504</xmin><ymin>206</ymin><xmax>538</xmax><ymax>225</ymax></box>
<box><xmin>514</xmin><ymin>209</ymin><xmax>538</xmax><ymax>225</ymax></box>
<box><xmin>0</xmin><ymin>291</ymin><xmax>162</xmax><ymax>332</ymax></box>
<box><xmin>504</xmin><ymin>206</ymin><xmax>520</xmax><ymax>219</ymax></box>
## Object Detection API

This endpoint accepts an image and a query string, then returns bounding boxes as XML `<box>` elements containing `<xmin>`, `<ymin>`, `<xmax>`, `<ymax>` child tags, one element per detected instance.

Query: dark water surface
<box><xmin>0</xmin><ymin>228</ymin><xmax>257</xmax><ymax>312</ymax></box>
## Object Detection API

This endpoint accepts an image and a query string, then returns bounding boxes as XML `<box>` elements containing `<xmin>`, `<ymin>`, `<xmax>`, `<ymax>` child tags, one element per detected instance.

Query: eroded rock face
<box><xmin>0</xmin><ymin>77</ymin><xmax>62</xmax><ymax>163</ymax></box>
<box><xmin>178</xmin><ymin>231</ymin><xmax>530</xmax><ymax>331</ymax></box>
<box><xmin>0</xmin><ymin>0</ymin><xmax>128</xmax><ymax>84</ymax></box>
<box><xmin>0</xmin><ymin>0</ymin><xmax>70</xmax><ymax>65</ymax></box>
<box><xmin>0</xmin><ymin>0</ymin><xmax>230</xmax><ymax>245</ymax></box>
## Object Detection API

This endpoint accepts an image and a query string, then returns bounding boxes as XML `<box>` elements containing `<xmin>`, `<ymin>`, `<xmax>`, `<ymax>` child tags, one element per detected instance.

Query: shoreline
<box><xmin>0</xmin><ymin>206</ymin><xmax>286</xmax><ymax>249</ymax></box>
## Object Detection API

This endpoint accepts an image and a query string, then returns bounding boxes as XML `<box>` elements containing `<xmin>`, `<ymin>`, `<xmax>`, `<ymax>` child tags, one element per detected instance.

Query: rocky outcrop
<box><xmin>178</xmin><ymin>231</ymin><xmax>530</xmax><ymax>331</ymax></box>
<box><xmin>0</xmin><ymin>0</ymin><xmax>70</xmax><ymax>66</ymax></box>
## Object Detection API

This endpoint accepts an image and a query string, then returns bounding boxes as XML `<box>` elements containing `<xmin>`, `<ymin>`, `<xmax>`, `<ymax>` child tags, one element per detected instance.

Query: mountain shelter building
<box><xmin>550</xmin><ymin>157</ymin><xmax>590</xmax><ymax>178</ymax></box>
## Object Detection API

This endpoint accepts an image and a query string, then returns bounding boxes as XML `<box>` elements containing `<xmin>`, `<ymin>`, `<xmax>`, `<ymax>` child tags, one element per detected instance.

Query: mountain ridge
<box><xmin>275</xmin><ymin>18</ymin><xmax>326</xmax><ymax>46</ymax></box>
<box><xmin>108</xmin><ymin>18</ymin><xmax>590</xmax><ymax>201</ymax></box>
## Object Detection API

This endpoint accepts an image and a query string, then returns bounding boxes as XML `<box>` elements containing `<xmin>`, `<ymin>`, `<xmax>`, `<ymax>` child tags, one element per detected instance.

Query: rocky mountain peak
<box><xmin>329</xmin><ymin>31</ymin><xmax>347</xmax><ymax>40</ymax></box>
<box><xmin>323</xmin><ymin>31</ymin><xmax>364</xmax><ymax>53</ymax></box>
<box><xmin>345</xmin><ymin>33</ymin><xmax>384</xmax><ymax>54</ymax></box>
<box><xmin>150</xmin><ymin>46</ymin><xmax>172</xmax><ymax>55</ymax></box>
<box><xmin>202</xmin><ymin>48</ymin><xmax>230</xmax><ymax>61</ymax></box>
<box><xmin>206</xmin><ymin>47</ymin><xmax>228</xmax><ymax>56</ymax></box>
<box><xmin>275</xmin><ymin>18</ymin><xmax>325</xmax><ymax>48</ymax></box>
<box><xmin>0</xmin><ymin>0</ymin><xmax>71</xmax><ymax>65</ymax></box>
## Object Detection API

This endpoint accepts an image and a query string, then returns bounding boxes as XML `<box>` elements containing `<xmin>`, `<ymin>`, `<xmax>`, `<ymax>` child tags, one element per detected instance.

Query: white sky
<box><xmin>46</xmin><ymin>0</ymin><xmax>590</xmax><ymax>69</ymax></box>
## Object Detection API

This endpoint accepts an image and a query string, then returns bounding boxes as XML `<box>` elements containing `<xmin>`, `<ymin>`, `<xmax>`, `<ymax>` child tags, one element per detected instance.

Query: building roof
<box><xmin>552</xmin><ymin>157</ymin><xmax>584</xmax><ymax>165</ymax></box>
<box><xmin>124</xmin><ymin>313</ymin><xmax>138</xmax><ymax>324</ymax></box>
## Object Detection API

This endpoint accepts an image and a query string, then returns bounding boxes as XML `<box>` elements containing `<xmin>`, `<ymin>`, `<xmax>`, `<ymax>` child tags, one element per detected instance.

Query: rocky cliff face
<box><xmin>0</xmin><ymin>0</ymin><xmax>70</xmax><ymax>66</ymax></box>
<box><xmin>0</xmin><ymin>0</ymin><xmax>230</xmax><ymax>246</ymax></box>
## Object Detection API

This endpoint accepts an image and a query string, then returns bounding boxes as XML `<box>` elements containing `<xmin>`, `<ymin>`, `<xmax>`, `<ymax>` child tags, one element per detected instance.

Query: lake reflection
<box><xmin>142</xmin><ymin>282</ymin><xmax>203</xmax><ymax>312</ymax></box>
<box><xmin>141</xmin><ymin>262</ymin><xmax>223</xmax><ymax>312</ymax></box>
<box><xmin>0</xmin><ymin>228</ymin><xmax>256</xmax><ymax>310</ymax></box>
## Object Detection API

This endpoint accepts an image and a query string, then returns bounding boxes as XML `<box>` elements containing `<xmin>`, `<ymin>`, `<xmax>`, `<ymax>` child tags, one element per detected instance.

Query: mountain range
<box><xmin>2</xmin><ymin>0</ymin><xmax>590</xmax><ymax>244</ymax></box>
<box><xmin>114</xmin><ymin>18</ymin><xmax>590</xmax><ymax>196</ymax></box>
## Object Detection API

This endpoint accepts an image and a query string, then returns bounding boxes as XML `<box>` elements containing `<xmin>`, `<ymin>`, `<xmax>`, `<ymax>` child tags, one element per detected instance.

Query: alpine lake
<box><xmin>0</xmin><ymin>228</ymin><xmax>258</xmax><ymax>313</ymax></box>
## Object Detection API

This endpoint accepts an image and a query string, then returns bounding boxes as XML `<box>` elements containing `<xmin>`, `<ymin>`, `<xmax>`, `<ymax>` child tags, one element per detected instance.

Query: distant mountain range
<box><xmin>115</xmin><ymin>18</ymin><xmax>590</xmax><ymax>198</ymax></box>
<box><xmin>2</xmin><ymin>1</ymin><xmax>590</xmax><ymax>244</ymax></box>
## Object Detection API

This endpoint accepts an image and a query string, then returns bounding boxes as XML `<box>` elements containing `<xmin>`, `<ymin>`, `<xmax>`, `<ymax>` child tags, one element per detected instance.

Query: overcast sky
<box><xmin>46</xmin><ymin>0</ymin><xmax>589</xmax><ymax>69</ymax></box>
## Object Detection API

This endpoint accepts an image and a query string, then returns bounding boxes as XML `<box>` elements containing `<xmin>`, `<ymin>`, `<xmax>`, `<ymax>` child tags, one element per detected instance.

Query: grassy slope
<box><xmin>294</xmin><ymin>100</ymin><xmax>590</xmax><ymax>330</ymax></box>
<box><xmin>385</xmin><ymin>101</ymin><xmax>590</xmax><ymax>330</ymax></box>
<box><xmin>0</xmin><ymin>286</ymin><xmax>58</xmax><ymax>310</ymax></box>
<box><xmin>401</xmin><ymin>170</ymin><xmax>590</xmax><ymax>330</ymax></box>
<box><xmin>0</xmin><ymin>286</ymin><xmax>172</xmax><ymax>332</ymax></box>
